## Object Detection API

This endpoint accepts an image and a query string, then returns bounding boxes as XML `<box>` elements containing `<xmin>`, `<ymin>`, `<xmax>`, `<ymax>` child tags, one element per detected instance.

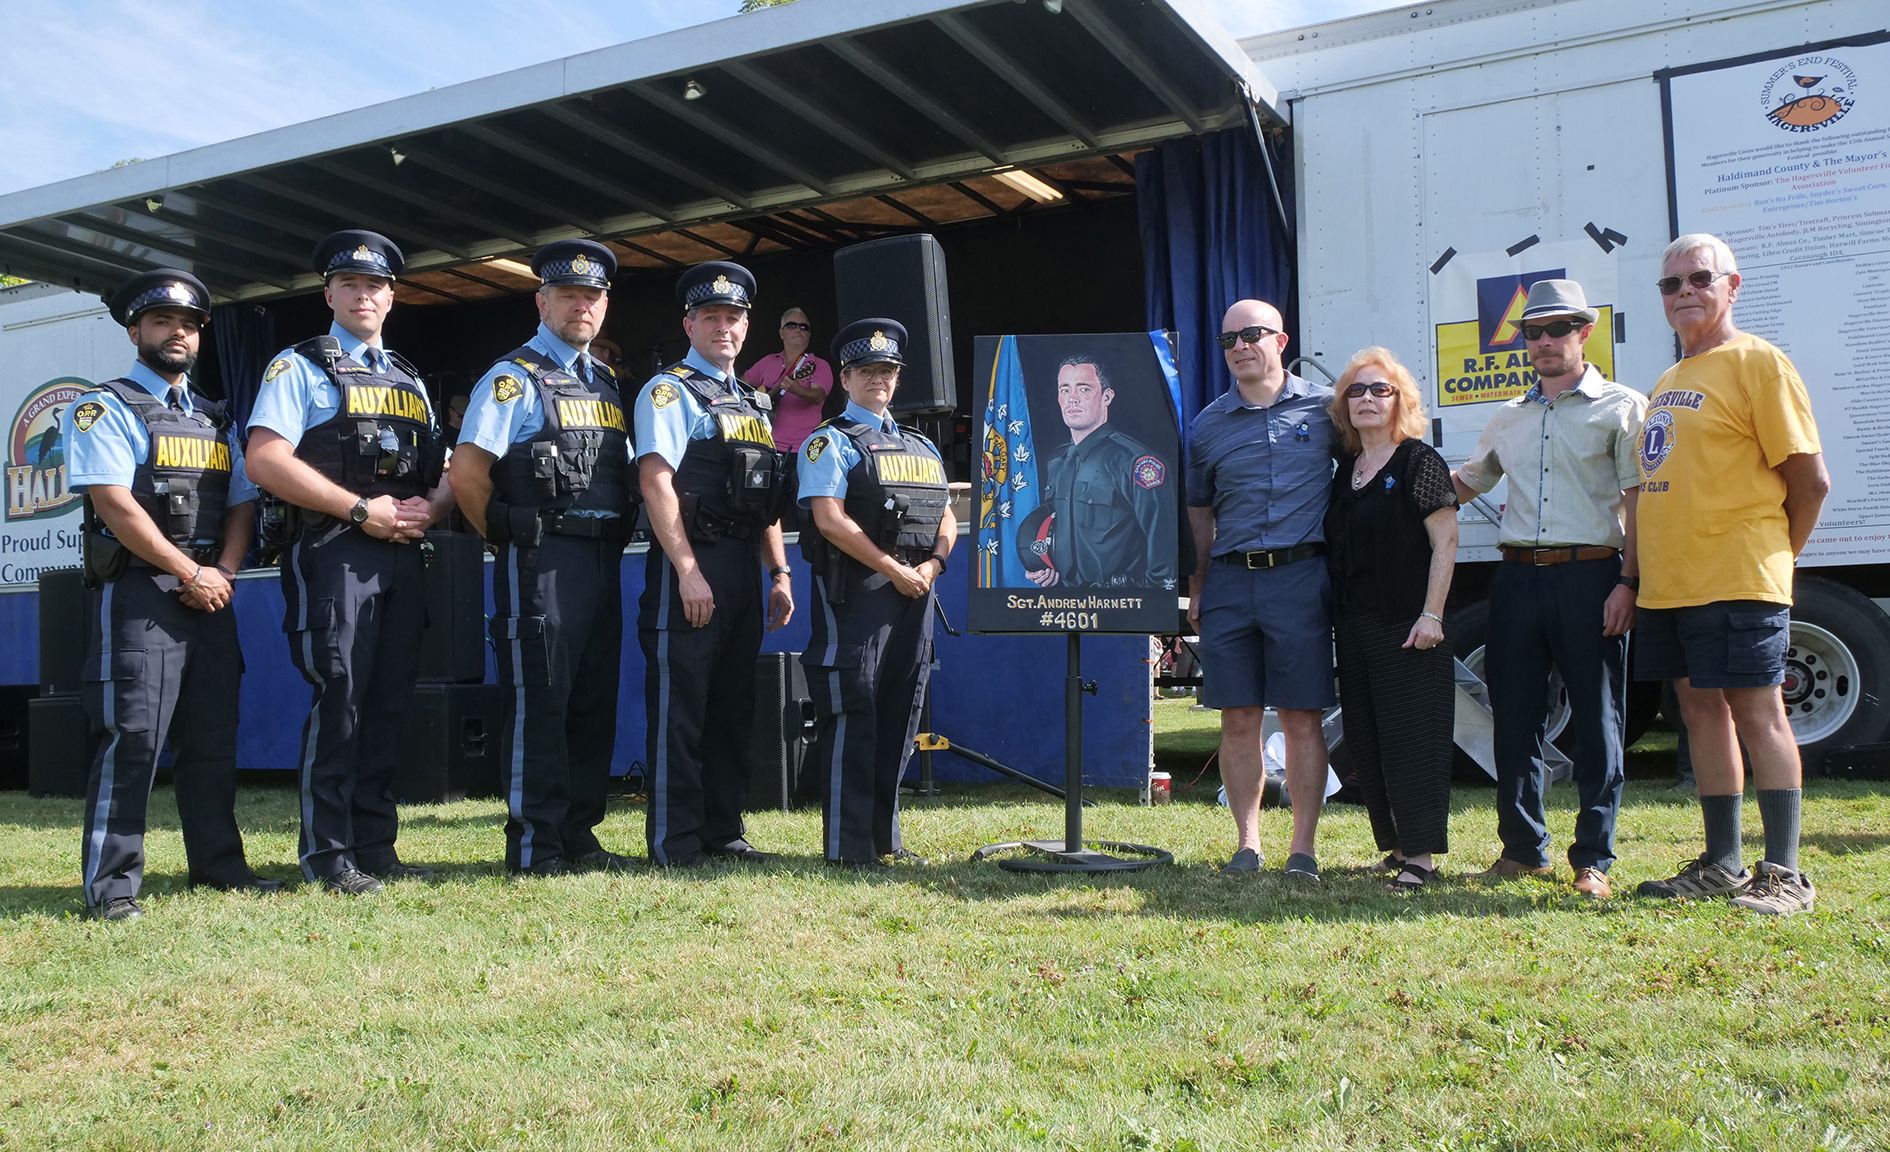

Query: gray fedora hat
<box><xmin>1519</xmin><ymin>279</ymin><xmax>1599</xmax><ymax>324</ymax></box>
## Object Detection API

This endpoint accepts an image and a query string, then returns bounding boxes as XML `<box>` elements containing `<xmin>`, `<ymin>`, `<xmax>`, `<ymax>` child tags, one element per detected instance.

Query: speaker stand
<box><xmin>974</xmin><ymin>635</ymin><xmax>1171</xmax><ymax>873</ymax></box>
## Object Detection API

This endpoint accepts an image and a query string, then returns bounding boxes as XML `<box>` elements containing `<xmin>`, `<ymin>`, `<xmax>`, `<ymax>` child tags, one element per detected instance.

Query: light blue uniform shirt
<box><xmin>247</xmin><ymin>322</ymin><xmax>432</xmax><ymax>447</ymax></box>
<box><xmin>460</xmin><ymin>323</ymin><xmax>613</xmax><ymax>456</ymax></box>
<box><xmin>63</xmin><ymin>359</ymin><xmax>259</xmax><ymax>505</ymax></box>
<box><xmin>797</xmin><ymin>401</ymin><xmax>939</xmax><ymax>505</ymax></box>
<box><xmin>632</xmin><ymin>348</ymin><xmax>755</xmax><ymax>469</ymax></box>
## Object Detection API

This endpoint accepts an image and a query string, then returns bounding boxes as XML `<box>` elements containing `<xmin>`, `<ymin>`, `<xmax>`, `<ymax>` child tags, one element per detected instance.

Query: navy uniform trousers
<box><xmin>1486</xmin><ymin>555</ymin><xmax>1627</xmax><ymax>873</ymax></box>
<box><xmin>281</xmin><ymin>523</ymin><xmax>424</xmax><ymax>880</ymax></box>
<box><xmin>803</xmin><ymin>573</ymin><xmax>935</xmax><ymax>863</ymax></box>
<box><xmin>493</xmin><ymin>532</ymin><xmax>623</xmax><ymax>870</ymax></box>
<box><xmin>639</xmin><ymin>537</ymin><xmax>762</xmax><ymax>864</ymax></box>
<box><xmin>80</xmin><ymin>569</ymin><xmax>249</xmax><ymax>909</ymax></box>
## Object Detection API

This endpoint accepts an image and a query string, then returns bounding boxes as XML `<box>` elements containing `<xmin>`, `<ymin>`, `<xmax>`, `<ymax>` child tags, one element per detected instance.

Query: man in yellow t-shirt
<box><xmin>1633</xmin><ymin>233</ymin><xmax>1829</xmax><ymax>916</ymax></box>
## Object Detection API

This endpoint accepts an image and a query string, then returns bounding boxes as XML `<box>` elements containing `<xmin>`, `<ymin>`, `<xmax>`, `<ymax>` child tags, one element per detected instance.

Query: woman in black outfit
<box><xmin>1324</xmin><ymin>348</ymin><xmax>1459</xmax><ymax>891</ymax></box>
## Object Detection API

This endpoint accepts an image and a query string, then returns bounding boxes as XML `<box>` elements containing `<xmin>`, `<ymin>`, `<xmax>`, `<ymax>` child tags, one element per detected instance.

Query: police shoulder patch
<box><xmin>263</xmin><ymin>358</ymin><xmax>291</xmax><ymax>384</ymax></box>
<box><xmin>72</xmin><ymin>400</ymin><xmax>106</xmax><ymax>433</ymax></box>
<box><xmin>651</xmin><ymin>381</ymin><xmax>681</xmax><ymax>409</ymax></box>
<box><xmin>805</xmin><ymin>436</ymin><xmax>827</xmax><ymax>464</ymax></box>
<box><xmin>1132</xmin><ymin>454</ymin><xmax>1166</xmax><ymax>490</ymax></box>
<box><xmin>493</xmin><ymin>374</ymin><xmax>523</xmax><ymax>404</ymax></box>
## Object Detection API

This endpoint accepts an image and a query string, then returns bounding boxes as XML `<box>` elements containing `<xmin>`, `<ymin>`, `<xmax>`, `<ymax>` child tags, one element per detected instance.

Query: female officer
<box><xmin>796</xmin><ymin>319</ymin><xmax>956</xmax><ymax>870</ymax></box>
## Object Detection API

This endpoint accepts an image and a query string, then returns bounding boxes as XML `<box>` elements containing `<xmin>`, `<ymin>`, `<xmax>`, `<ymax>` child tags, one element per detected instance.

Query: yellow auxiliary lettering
<box><xmin>556</xmin><ymin>399</ymin><xmax>625</xmax><ymax>432</ymax></box>
<box><xmin>154</xmin><ymin>436</ymin><xmax>230</xmax><ymax>472</ymax></box>
<box><xmin>717</xmin><ymin>413</ymin><xmax>775</xmax><ymax>446</ymax></box>
<box><xmin>348</xmin><ymin>385</ymin><xmax>426</xmax><ymax>421</ymax></box>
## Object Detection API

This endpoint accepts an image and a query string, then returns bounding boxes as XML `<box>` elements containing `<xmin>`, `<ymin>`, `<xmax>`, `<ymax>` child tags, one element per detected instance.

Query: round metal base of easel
<box><xmin>972</xmin><ymin>839</ymin><xmax>1173</xmax><ymax>873</ymax></box>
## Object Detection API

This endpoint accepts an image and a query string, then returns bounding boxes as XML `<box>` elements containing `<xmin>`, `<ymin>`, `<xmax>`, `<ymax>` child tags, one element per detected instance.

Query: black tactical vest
<box><xmin>664</xmin><ymin>362</ymin><xmax>786</xmax><ymax>541</ymax></box>
<box><xmin>88</xmin><ymin>378</ymin><xmax>233</xmax><ymax>545</ymax></box>
<box><xmin>801</xmin><ymin>416</ymin><xmax>949</xmax><ymax>566</ymax></box>
<box><xmin>490</xmin><ymin>346</ymin><xmax>631</xmax><ymax>517</ymax></box>
<box><xmin>290</xmin><ymin>336</ymin><xmax>442</xmax><ymax>499</ymax></box>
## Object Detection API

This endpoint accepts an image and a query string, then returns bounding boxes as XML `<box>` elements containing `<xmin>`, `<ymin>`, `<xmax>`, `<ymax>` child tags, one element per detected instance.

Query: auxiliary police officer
<box><xmin>634</xmin><ymin>260</ymin><xmax>795</xmax><ymax>867</ymax></box>
<box><xmin>65</xmin><ymin>269</ymin><xmax>277</xmax><ymax>920</ymax></box>
<box><xmin>1027</xmin><ymin>355</ymin><xmax>1176</xmax><ymax>590</ymax></box>
<box><xmin>245</xmin><ymin>231</ymin><xmax>452</xmax><ymax>895</ymax></box>
<box><xmin>450</xmin><ymin>240</ymin><xmax>635</xmax><ymax>876</ymax></box>
<box><xmin>797</xmin><ymin>319</ymin><xmax>955</xmax><ymax>869</ymax></box>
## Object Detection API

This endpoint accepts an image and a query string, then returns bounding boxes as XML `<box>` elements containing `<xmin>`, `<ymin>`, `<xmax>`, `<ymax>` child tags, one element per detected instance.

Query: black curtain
<box><xmin>210</xmin><ymin>302</ymin><xmax>277</xmax><ymax>435</ymax></box>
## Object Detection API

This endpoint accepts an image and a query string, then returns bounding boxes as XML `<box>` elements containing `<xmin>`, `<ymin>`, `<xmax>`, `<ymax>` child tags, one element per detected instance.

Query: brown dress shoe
<box><xmin>1572</xmin><ymin>867</ymin><xmax>1612</xmax><ymax>899</ymax></box>
<box><xmin>1468</xmin><ymin>857</ymin><xmax>1555</xmax><ymax>883</ymax></box>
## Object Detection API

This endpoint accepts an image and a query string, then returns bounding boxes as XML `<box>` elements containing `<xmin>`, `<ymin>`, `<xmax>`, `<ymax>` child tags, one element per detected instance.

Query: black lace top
<box><xmin>1325</xmin><ymin>438</ymin><xmax>1458</xmax><ymax>618</ymax></box>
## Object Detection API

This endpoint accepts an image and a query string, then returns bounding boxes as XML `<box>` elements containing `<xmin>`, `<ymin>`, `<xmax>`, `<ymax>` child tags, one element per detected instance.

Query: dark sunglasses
<box><xmin>781</xmin><ymin>321</ymin><xmax>810</xmax><ymax>331</ymax></box>
<box><xmin>1216</xmin><ymin>324</ymin><xmax>1279</xmax><ymax>350</ymax></box>
<box><xmin>1343</xmin><ymin>381</ymin><xmax>1396</xmax><ymax>399</ymax></box>
<box><xmin>1521</xmin><ymin>319</ymin><xmax>1587</xmax><ymax>341</ymax></box>
<box><xmin>1656</xmin><ymin>270</ymin><xmax>1728</xmax><ymax>295</ymax></box>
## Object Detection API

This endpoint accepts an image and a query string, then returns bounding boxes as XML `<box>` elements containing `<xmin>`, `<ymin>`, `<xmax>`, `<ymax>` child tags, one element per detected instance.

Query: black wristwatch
<box><xmin>349</xmin><ymin>497</ymin><xmax>371</xmax><ymax>526</ymax></box>
<box><xmin>925</xmin><ymin>552</ymin><xmax>948</xmax><ymax>574</ymax></box>
<box><xmin>1617</xmin><ymin>576</ymin><xmax>1640</xmax><ymax>591</ymax></box>
<box><xmin>768</xmin><ymin>565</ymin><xmax>791</xmax><ymax>579</ymax></box>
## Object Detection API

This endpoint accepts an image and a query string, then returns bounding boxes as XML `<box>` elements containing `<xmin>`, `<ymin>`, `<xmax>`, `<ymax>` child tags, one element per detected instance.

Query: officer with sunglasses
<box><xmin>1450</xmin><ymin>279</ymin><xmax>1646</xmax><ymax>901</ymax></box>
<box><xmin>1186</xmin><ymin>299</ymin><xmax>1338</xmax><ymax>882</ymax></box>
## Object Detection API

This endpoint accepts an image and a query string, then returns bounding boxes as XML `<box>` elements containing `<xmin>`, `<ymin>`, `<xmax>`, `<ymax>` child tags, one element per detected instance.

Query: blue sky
<box><xmin>0</xmin><ymin>0</ymin><xmax>1394</xmax><ymax>197</ymax></box>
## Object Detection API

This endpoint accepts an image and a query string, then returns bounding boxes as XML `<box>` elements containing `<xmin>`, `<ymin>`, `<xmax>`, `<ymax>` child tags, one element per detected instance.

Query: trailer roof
<box><xmin>0</xmin><ymin>0</ymin><xmax>1273</xmax><ymax>306</ymax></box>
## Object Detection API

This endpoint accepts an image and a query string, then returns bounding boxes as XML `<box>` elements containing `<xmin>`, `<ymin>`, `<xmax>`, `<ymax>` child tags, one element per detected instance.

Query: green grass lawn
<box><xmin>2</xmin><ymin>708</ymin><xmax>1886</xmax><ymax>1151</ymax></box>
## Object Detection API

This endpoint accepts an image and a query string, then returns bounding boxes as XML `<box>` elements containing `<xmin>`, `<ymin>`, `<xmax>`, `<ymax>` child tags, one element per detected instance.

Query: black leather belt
<box><xmin>128</xmin><ymin>543</ymin><xmax>220</xmax><ymax>568</ymax></box>
<box><xmin>541</xmin><ymin>512</ymin><xmax>624</xmax><ymax>539</ymax></box>
<box><xmin>1215</xmin><ymin>543</ymin><xmax>1326</xmax><ymax>570</ymax></box>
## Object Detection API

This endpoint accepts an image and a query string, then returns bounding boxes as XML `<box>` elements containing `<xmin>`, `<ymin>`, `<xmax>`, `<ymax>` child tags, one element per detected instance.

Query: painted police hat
<box><xmin>312</xmin><ymin>229</ymin><xmax>403</xmax><ymax>281</ymax></box>
<box><xmin>1016</xmin><ymin>504</ymin><xmax>1056</xmax><ymax>574</ymax></box>
<box><xmin>533</xmin><ymin>239</ymin><xmax>616</xmax><ymax>289</ymax></box>
<box><xmin>832</xmin><ymin>318</ymin><xmax>908</xmax><ymax>369</ymax></box>
<box><xmin>106</xmin><ymin>268</ymin><xmax>212</xmax><ymax>327</ymax></box>
<box><xmin>676</xmin><ymin>260</ymin><xmax>755</xmax><ymax>311</ymax></box>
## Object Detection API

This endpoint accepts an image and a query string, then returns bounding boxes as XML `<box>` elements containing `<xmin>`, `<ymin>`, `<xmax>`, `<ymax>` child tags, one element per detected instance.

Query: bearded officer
<box><xmin>1027</xmin><ymin>355</ymin><xmax>1175</xmax><ymax>590</ymax></box>
<box><xmin>245</xmin><ymin>231</ymin><xmax>453</xmax><ymax>895</ymax></box>
<box><xmin>634</xmin><ymin>260</ymin><xmax>794</xmax><ymax>867</ymax></box>
<box><xmin>797</xmin><ymin>319</ymin><xmax>955</xmax><ymax>870</ymax></box>
<box><xmin>64</xmin><ymin>269</ymin><xmax>277</xmax><ymax>920</ymax></box>
<box><xmin>450</xmin><ymin>240</ymin><xmax>635</xmax><ymax>876</ymax></box>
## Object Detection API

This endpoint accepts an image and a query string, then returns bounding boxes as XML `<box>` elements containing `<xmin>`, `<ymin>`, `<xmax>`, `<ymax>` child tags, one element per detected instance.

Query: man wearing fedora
<box><xmin>1452</xmin><ymin>279</ymin><xmax>1646</xmax><ymax>899</ymax></box>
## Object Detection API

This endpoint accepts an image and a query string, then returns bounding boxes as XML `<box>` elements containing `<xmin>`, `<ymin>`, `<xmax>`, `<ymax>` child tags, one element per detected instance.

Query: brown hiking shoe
<box><xmin>1572</xmin><ymin>867</ymin><xmax>1611</xmax><ymax>899</ymax></box>
<box><xmin>1468</xmin><ymin>857</ymin><xmax>1555</xmax><ymax>883</ymax></box>
<box><xmin>1635</xmin><ymin>855</ymin><xmax>1750</xmax><ymax>900</ymax></box>
<box><xmin>1730</xmin><ymin>861</ymin><xmax>1815</xmax><ymax>916</ymax></box>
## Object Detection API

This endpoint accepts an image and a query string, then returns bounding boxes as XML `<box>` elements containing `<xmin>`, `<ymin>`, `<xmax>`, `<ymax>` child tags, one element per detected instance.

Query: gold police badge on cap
<box><xmin>72</xmin><ymin>401</ymin><xmax>105</xmax><ymax>433</ymax></box>
<box><xmin>353</xmin><ymin>244</ymin><xmax>372</xmax><ymax>260</ymax></box>
<box><xmin>651</xmin><ymin>381</ymin><xmax>680</xmax><ymax>409</ymax></box>
<box><xmin>712</xmin><ymin>274</ymin><xmax>731</xmax><ymax>295</ymax></box>
<box><xmin>165</xmin><ymin>283</ymin><xmax>193</xmax><ymax>303</ymax></box>
<box><xmin>571</xmin><ymin>254</ymin><xmax>593</xmax><ymax>276</ymax></box>
<box><xmin>493</xmin><ymin>375</ymin><xmax>523</xmax><ymax>404</ymax></box>
<box><xmin>869</xmin><ymin>330</ymin><xmax>889</xmax><ymax>351</ymax></box>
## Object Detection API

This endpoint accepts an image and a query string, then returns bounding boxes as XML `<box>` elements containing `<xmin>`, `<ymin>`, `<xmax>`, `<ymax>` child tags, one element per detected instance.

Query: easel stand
<box><xmin>973</xmin><ymin>634</ymin><xmax>1171</xmax><ymax>873</ymax></box>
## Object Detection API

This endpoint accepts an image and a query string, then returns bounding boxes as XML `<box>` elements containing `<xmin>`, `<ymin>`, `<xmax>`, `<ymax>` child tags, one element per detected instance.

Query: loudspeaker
<box><xmin>38</xmin><ymin>567</ymin><xmax>86</xmax><ymax>697</ymax></box>
<box><xmin>416</xmin><ymin>530</ymin><xmax>486</xmax><ymax>685</ymax></box>
<box><xmin>747</xmin><ymin>652</ymin><xmax>814</xmax><ymax>812</ymax></box>
<box><xmin>28</xmin><ymin>693</ymin><xmax>88</xmax><ymax>798</ymax></box>
<box><xmin>394</xmin><ymin>683</ymin><xmax>503</xmax><ymax>803</ymax></box>
<box><xmin>1824</xmin><ymin>743</ymin><xmax>1890</xmax><ymax>782</ymax></box>
<box><xmin>833</xmin><ymin>234</ymin><xmax>956</xmax><ymax>417</ymax></box>
<box><xmin>0</xmin><ymin>685</ymin><xmax>32</xmax><ymax>790</ymax></box>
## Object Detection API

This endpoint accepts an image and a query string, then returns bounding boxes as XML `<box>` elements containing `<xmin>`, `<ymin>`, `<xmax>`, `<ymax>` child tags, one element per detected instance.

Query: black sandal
<box><xmin>1375</xmin><ymin>853</ymin><xmax>1404</xmax><ymax>873</ymax></box>
<box><xmin>1386</xmin><ymin>862</ymin><xmax>1435</xmax><ymax>891</ymax></box>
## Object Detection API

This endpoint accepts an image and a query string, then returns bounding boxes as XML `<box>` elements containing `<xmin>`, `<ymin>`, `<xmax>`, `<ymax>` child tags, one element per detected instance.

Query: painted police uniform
<box><xmin>1038</xmin><ymin>426</ymin><xmax>1175</xmax><ymax>588</ymax></box>
<box><xmin>635</xmin><ymin>262</ymin><xmax>788</xmax><ymax>865</ymax></box>
<box><xmin>66</xmin><ymin>270</ymin><xmax>263</xmax><ymax>912</ymax></box>
<box><xmin>461</xmin><ymin>240</ymin><xmax>633</xmax><ymax>872</ymax></box>
<box><xmin>247</xmin><ymin>231</ymin><xmax>444</xmax><ymax>883</ymax></box>
<box><xmin>797</xmin><ymin>367</ymin><xmax>948</xmax><ymax>864</ymax></box>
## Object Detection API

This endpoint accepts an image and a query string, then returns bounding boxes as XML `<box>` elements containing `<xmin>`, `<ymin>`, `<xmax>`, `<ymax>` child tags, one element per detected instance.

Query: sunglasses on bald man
<box><xmin>1216</xmin><ymin>324</ymin><xmax>1281</xmax><ymax>350</ymax></box>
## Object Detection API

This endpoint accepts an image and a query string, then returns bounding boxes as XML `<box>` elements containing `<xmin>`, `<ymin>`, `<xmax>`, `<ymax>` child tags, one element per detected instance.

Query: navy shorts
<box><xmin>1196</xmin><ymin>556</ymin><xmax>1336</xmax><ymax>711</ymax></box>
<box><xmin>1633</xmin><ymin>600</ymin><xmax>1790</xmax><ymax>689</ymax></box>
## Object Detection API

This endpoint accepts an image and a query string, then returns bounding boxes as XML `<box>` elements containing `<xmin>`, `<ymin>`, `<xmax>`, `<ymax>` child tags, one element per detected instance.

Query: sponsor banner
<box><xmin>1428</xmin><ymin>242</ymin><xmax>1620</xmax><ymax>409</ymax></box>
<box><xmin>1</xmin><ymin>377</ymin><xmax>88</xmax><ymax>583</ymax></box>
<box><xmin>1667</xmin><ymin>37</ymin><xmax>1890</xmax><ymax>563</ymax></box>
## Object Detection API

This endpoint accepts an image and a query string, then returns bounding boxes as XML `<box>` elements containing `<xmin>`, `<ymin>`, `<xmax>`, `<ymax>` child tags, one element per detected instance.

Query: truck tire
<box><xmin>1445</xmin><ymin>600</ymin><xmax>1659</xmax><ymax>773</ymax></box>
<box><xmin>1783</xmin><ymin>575</ymin><xmax>1890</xmax><ymax>768</ymax></box>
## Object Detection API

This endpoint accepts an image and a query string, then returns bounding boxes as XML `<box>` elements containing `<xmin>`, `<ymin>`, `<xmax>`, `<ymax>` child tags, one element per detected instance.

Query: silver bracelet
<box><xmin>1419</xmin><ymin>610</ymin><xmax>1444</xmax><ymax>624</ymax></box>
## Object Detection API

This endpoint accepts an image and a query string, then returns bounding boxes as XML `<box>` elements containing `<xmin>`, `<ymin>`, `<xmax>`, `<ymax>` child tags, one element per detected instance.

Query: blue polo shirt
<box><xmin>1185</xmin><ymin>373</ymin><xmax>1336</xmax><ymax>554</ymax></box>
<box><xmin>64</xmin><ymin>360</ymin><xmax>259</xmax><ymax>506</ymax></box>
<box><xmin>796</xmin><ymin>401</ymin><xmax>943</xmax><ymax>505</ymax></box>
<box><xmin>248</xmin><ymin>322</ymin><xmax>433</xmax><ymax>447</ymax></box>
<box><xmin>633</xmin><ymin>348</ymin><xmax>759</xmax><ymax>469</ymax></box>
<box><xmin>460</xmin><ymin>323</ymin><xmax>615</xmax><ymax>456</ymax></box>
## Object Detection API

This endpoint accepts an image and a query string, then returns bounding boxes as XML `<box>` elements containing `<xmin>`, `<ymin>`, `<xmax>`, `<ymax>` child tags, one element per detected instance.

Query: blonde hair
<box><xmin>1329</xmin><ymin>346</ymin><xmax>1428</xmax><ymax>455</ymax></box>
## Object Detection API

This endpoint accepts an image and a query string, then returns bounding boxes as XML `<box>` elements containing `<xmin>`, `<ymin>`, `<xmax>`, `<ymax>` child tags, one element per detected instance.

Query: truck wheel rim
<box><xmin>1783</xmin><ymin>621</ymin><xmax>1860</xmax><ymax>746</ymax></box>
<box><xmin>1464</xmin><ymin>645</ymin><xmax>1570</xmax><ymax>743</ymax></box>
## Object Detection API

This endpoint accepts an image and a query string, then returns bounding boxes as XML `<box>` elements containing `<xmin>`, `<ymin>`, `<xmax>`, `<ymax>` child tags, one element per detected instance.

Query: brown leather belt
<box><xmin>1501</xmin><ymin>545</ymin><xmax>1618</xmax><ymax>565</ymax></box>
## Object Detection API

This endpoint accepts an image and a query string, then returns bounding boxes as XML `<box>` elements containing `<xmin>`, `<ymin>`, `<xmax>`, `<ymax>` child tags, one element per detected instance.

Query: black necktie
<box><xmin>166</xmin><ymin>385</ymin><xmax>185</xmax><ymax>412</ymax></box>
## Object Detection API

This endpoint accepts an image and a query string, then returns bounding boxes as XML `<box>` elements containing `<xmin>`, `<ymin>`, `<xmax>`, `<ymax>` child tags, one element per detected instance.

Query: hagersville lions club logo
<box><xmin>1762</xmin><ymin>54</ymin><xmax>1857</xmax><ymax>133</ymax></box>
<box><xmin>7</xmin><ymin>378</ymin><xmax>88</xmax><ymax>522</ymax></box>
